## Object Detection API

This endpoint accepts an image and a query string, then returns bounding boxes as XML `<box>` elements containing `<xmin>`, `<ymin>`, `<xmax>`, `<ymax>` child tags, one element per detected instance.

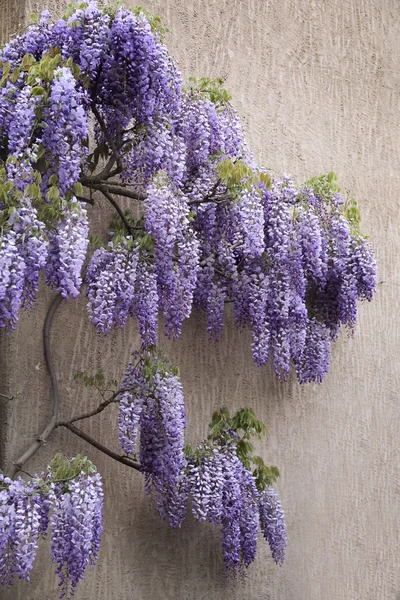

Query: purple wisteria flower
<box><xmin>259</xmin><ymin>488</ymin><xmax>287</xmax><ymax>565</ymax></box>
<box><xmin>45</xmin><ymin>201</ymin><xmax>89</xmax><ymax>299</ymax></box>
<box><xmin>50</xmin><ymin>473</ymin><xmax>103</xmax><ymax>598</ymax></box>
<box><xmin>0</xmin><ymin>465</ymin><xmax>103</xmax><ymax>597</ymax></box>
<box><xmin>86</xmin><ymin>241</ymin><xmax>139</xmax><ymax>333</ymax></box>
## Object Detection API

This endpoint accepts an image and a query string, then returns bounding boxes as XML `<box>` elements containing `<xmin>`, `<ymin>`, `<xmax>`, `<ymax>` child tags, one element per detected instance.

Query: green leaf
<box><xmin>73</xmin><ymin>182</ymin><xmax>83</xmax><ymax>196</ymax></box>
<box><xmin>10</xmin><ymin>67</ymin><xmax>20</xmax><ymax>83</ymax></box>
<box><xmin>31</xmin><ymin>86</ymin><xmax>46</xmax><ymax>97</ymax></box>
<box><xmin>49</xmin><ymin>174</ymin><xmax>59</xmax><ymax>186</ymax></box>
<box><xmin>2</xmin><ymin>62</ymin><xmax>11</xmax><ymax>77</ymax></box>
<box><xmin>27</xmin><ymin>183</ymin><xmax>41</xmax><ymax>199</ymax></box>
<box><xmin>46</xmin><ymin>185</ymin><xmax>60</xmax><ymax>201</ymax></box>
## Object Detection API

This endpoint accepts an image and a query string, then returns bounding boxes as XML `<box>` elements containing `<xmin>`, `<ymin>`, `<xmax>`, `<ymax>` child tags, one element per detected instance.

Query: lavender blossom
<box><xmin>45</xmin><ymin>201</ymin><xmax>89</xmax><ymax>299</ymax></box>
<box><xmin>259</xmin><ymin>488</ymin><xmax>287</xmax><ymax>565</ymax></box>
<box><xmin>86</xmin><ymin>241</ymin><xmax>139</xmax><ymax>334</ymax></box>
<box><xmin>49</xmin><ymin>472</ymin><xmax>103</xmax><ymax>597</ymax></box>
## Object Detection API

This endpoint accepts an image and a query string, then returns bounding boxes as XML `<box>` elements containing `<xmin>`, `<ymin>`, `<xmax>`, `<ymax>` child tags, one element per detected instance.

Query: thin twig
<box><xmin>100</xmin><ymin>189</ymin><xmax>133</xmax><ymax>235</ymax></box>
<box><xmin>76</xmin><ymin>195</ymin><xmax>94</xmax><ymax>205</ymax></box>
<box><xmin>61</xmin><ymin>423</ymin><xmax>141</xmax><ymax>472</ymax></box>
<box><xmin>57</xmin><ymin>388</ymin><xmax>131</xmax><ymax>426</ymax></box>
<box><xmin>188</xmin><ymin>193</ymin><xmax>232</xmax><ymax>206</ymax></box>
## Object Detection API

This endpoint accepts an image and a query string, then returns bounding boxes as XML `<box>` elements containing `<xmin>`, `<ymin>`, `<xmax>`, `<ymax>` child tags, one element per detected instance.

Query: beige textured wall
<box><xmin>1</xmin><ymin>1</ymin><xmax>400</xmax><ymax>599</ymax></box>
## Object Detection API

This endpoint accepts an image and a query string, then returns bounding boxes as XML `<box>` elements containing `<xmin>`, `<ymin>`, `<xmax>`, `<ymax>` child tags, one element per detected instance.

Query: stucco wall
<box><xmin>1</xmin><ymin>1</ymin><xmax>400</xmax><ymax>599</ymax></box>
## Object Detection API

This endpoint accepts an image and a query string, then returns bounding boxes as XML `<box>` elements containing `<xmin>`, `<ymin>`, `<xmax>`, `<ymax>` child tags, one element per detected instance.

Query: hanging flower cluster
<box><xmin>0</xmin><ymin>455</ymin><xmax>103</xmax><ymax>598</ymax></box>
<box><xmin>118</xmin><ymin>349</ymin><xmax>187</xmax><ymax>528</ymax></box>
<box><xmin>118</xmin><ymin>351</ymin><xmax>286</xmax><ymax>574</ymax></box>
<box><xmin>0</xmin><ymin>1</ymin><xmax>376</xmax><ymax>383</ymax></box>
<box><xmin>184</xmin><ymin>405</ymin><xmax>286</xmax><ymax>574</ymax></box>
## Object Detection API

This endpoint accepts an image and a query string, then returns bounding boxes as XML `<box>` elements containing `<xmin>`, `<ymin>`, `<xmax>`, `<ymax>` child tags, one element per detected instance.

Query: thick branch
<box><xmin>61</xmin><ymin>423</ymin><xmax>141</xmax><ymax>471</ymax></box>
<box><xmin>87</xmin><ymin>182</ymin><xmax>147</xmax><ymax>202</ymax></box>
<box><xmin>81</xmin><ymin>156</ymin><xmax>120</xmax><ymax>185</ymax></box>
<box><xmin>7</xmin><ymin>294</ymin><xmax>63</xmax><ymax>478</ymax></box>
<box><xmin>7</xmin><ymin>294</ymin><xmax>143</xmax><ymax>479</ymax></box>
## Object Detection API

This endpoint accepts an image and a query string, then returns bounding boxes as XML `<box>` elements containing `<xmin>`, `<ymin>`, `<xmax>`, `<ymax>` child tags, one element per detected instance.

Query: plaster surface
<box><xmin>0</xmin><ymin>1</ymin><xmax>399</xmax><ymax>599</ymax></box>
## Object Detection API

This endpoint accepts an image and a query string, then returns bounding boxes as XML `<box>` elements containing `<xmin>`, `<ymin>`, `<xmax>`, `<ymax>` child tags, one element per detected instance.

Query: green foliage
<box><xmin>185</xmin><ymin>407</ymin><xmax>279</xmax><ymax>492</ymax></box>
<box><xmin>0</xmin><ymin>454</ymin><xmax>97</xmax><ymax>493</ymax></box>
<box><xmin>186</xmin><ymin>76</ymin><xmax>232</xmax><ymax>107</ymax></box>
<box><xmin>73</xmin><ymin>349</ymin><xmax>179</xmax><ymax>396</ymax></box>
<box><xmin>49</xmin><ymin>453</ymin><xmax>97</xmax><ymax>483</ymax></box>
<box><xmin>304</xmin><ymin>171</ymin><xmax>341</xmax><ymax>202</ymax></box>
<box><xmin>73</xmin><ymin>368</ymin><xmax>118</xmax><ymax>396</ymax></box>
<box><xmin>216</xmin><ymin>158</ymin><xmax>272</xmax><ymax>199</ymax></box>
<box><xmin>301</xmin><ymin>172</ymin><xmax>365</xmax><ymax>236</ymax></box>
<box><xmin>108</xmin><ymin>209</ymin><xmax>153</xmax><ymax>252</ymax></box>
<box><xmin>140</xmin><ymin>347</ymin><xmax>179</xmax><ymax>381</ymax></box>
<box><xmin>344</xmin><ymin>197</ymin><xmax>363</xmax><ymax>234</ymax></box>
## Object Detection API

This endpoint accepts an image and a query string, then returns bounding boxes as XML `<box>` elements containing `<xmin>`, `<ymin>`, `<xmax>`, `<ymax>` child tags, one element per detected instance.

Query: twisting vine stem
<box><xmin>7</xmin><ymin>294</ymin><xmax>142</xmax><ymax>478</ymax></box>
<box><xmin>7</xmin><ymin>293</ymin><xmax>63</xmax><ymax>478</ymax></box>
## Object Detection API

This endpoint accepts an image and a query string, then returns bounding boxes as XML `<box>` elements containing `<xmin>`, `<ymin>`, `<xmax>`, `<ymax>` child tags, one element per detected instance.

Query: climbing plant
<box><xmin>0</xmin><ymin>1</ymin><xmax>376</xmax><ymax>597</ymax></box>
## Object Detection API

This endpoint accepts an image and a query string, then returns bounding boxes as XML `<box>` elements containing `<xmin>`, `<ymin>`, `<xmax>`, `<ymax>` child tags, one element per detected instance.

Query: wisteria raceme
<box><xmin>131</xmin><ymin>258</ymin><xmax>159</xmax><ymax>348</ymax></box>
<box><xmin>86</xmin><ymin>241</ymin><xmax>139</xmax><ymax>334</ymax></box>
<box><xmin>186</xmin><ymin>440</ymin><xmax>284</xmax><ymax>574</ymax></box>
<box><xmin>350</xmin><ymin>236</ymin><xmax>377</xmax><ymax>302</ymax></box>
<box><xmin>118</xmin><ymin>352</ymin><xmax>147</xmax><ymax>454</ymax></box>
<box><xmin>50</xmin><ymin>473</ymin><xmax>103</xmax><ymax>597</ymax></box>
<box><xmin>6</xmin><ymin>87</ymin><xmax>39</xmax><ymax>172</ymax></box>
<box><xmin>9</xmin><ymin>203</ymin><xmax>49</xmax><ymax>306</ymax></box>
<box><xmin>41</xmin><ymin>67</ymin><xmax>88</xmax><ymax>196</ymax></box>
<box><xmin>295</xmin><ymin>317</ymin><xmax>331</xmax><ymax>384</ymax></box>
<box><xmin>259</xmin><ymin>488</ymin><xmax>287</xmax><ymax>565</ymax></box>
<box><xmin>219</xmin><ymin>447</ymin><xmax>257</xmax><ymax>573</ymax></box>
<box><xmin>145</xmin><ymin>177</ymin><xmax>201</xmax><ymax>337</ymax></box>
<box><xmin>163</xmin><ymin>226</ymin><xmax>200</xmax><ymax>338</ymax></box>
<box><xmin>117</xmin><ymin>350</ymin><xmax>187</xmax><ymax>527</ymax></box>
<box><xmin>122</xmin><ymin>116</ymin><xmax>185</xmax><ymax>186</ymax></box>
<box><xmin>45</xmin><ymin>201</ymin><xmax>89</xmax><ymax>299</ymax></box>
<box><xmin>99</xmin><ymin>8</ymin><xmax>180</xmax><ymax>130</ymax></box>
<box><xmin>143</xmin><ymin>376</ymin><xmax>185</xmax><ymax>524</ymax></box>
<box><xmin>0</xmin><ymin>476</ymin><xmax>42</xmax><ymax>585</ymax></box>
<box><xmin>0</xmin><ymin>231</ymin><xmax>26</xmax><ymax>329</ymax></box>
<box><xmin>0</xmin><ymin>467</ymin><xmax>103</xmax><ymax>597</ymax></box>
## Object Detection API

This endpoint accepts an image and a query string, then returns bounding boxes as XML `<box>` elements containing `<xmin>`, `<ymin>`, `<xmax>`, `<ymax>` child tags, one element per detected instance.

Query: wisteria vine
<box><xmin>0</xmin><ymin>0</ymin><xmax>377</xmax><ymax>595</ymax></box>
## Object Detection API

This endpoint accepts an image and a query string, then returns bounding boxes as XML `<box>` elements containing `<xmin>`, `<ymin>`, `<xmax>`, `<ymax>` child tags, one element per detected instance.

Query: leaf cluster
<box><xmin>344</xmin><ymin>197</ymin><xmax>363</xmax><ymax>235</ymax></box>
<box><xmin>216</xmin><ymin>158</ymin><xmax>272</xmax><ymax>199</ymax></box>
<box><xmin>49</xmin><ymin>453</ymin><xmax>97</xmax><ymax>482</ymax></box>
<box><xmin>73</xmin><ymin>368</ymin><xmax>118</xmax><ymax>396</ymax></box>
<box><xmin>186</xmin><ymin>76</ymin><xmax>232</xmax><ymax>107</ymax></box>
<box><xmin>139</xmin><ymin>347</ymin><xmax>180</xmax><ymax>381</ymax></box>
<box><xmin>304</xmin><ymin>171</ymin><xmax>341</xmax><ymax>202</ymax></box>
<box><xmin>186</xmin><ymin>407</ymin><xmax>280</xmax><ymax>492</ymax></box>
